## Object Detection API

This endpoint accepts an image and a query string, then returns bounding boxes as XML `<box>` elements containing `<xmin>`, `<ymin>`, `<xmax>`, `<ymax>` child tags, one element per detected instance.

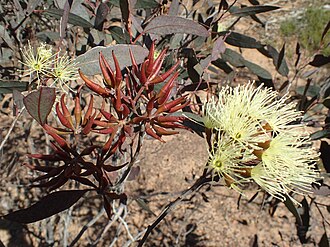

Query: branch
<box><xmin>137</xmin><ymin>173</ymin><xmax>214</xmax><ymax>246</ymax></box>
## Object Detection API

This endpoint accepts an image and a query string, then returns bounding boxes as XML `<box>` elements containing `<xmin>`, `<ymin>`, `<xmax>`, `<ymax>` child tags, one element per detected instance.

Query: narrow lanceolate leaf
<box><xmin>243</xmin><ymin>60</ymin><xmax>272</xmax><ymax>79</ymax></box>
<box><xmin>76</xmin><ymin>45</ymin><xmax>149</xmax><ymax>75</ymax></box>
<box><xmin>0</xmin><ymin>80</ymin><xmax>28</xmax><ymax>94</ymax></box>
<box><xmin>23</xmin><ymin>87</ymin><xmax>56</xmax><ymax>125</ymax></box>
<box><xmin>229</xmin><ymin>5</ymin><xmax>280</xmax><ymax>17</ymax></box>
<box><xmin>144</xmin><ymin>16</ymin><xmax>209</xmax><ymax>37</ymax></box>
<box><xmin>225</xmin><ymin>32</ymin><xmax>263</xmax><ymax>49</ymax></box>
<box><xmin>44</xmin><ymin>9</ymin><xmax>93</xmax><ymax>28</ymax></box>
<box><xmin>4</xmin><ymin>190</ymin><xmax>89</xmax><ymax>223</ymax></box>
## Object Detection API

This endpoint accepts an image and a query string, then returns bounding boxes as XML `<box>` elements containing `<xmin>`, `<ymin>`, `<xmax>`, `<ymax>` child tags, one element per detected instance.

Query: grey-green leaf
<box><xmin>225</xmin><ymin>32</ymin><xmax>263</xmax><ymax>49</ymax></box>
<box><xmin>144</xmin><ymin>16</ymin><xmax>209</xmax><ymax>37</ymax></box>
<box><xmin>243</xmin><ymin>60</ymin><xmax>272</xmax><ymax>79</ymax></box>
<box><xmin>229</xmin><ymin>5</ymin><xmax>280</xmax><ymax>17</ymax></box>
<box><xmin>44</xmin><ymin>9</ymin><xmax>93</xmax><ymax>28</ymax></box>
<box><xmin>0</xmin><ymin>80</ymin><xmax>28</xmax><ymax>94</ymax></box>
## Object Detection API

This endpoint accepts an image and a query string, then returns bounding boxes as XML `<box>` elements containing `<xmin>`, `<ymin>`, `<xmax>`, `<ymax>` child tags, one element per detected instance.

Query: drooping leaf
<box><xmin>224</xmin><ymin>32</ymin><xmax>263</xmax><ymax>48</ymax></box>
<box><xmin>0</xmin><ymin>25</ymin><xmax>15</xmax><ymax>50</ymax></box>
<box><xmin>310</xmin><ymin>130</ymin><xmax>330</xmax><ymax>141</ymax></box>
<box><xmin>221</xmin><ymin>48</ymin><xmax>245</xmax><ymax>67</ymax></box>
<box><xmin>321</xmin><ymin>20</ymin><xmax>330</xmax><ymax>43</ymax></box>
<box><xmin>144</xmin><ymin>16</ymin><xmax>209</xmax><ymax>37</ymax></box>
<box><xmin>13</xmin><ymin>90</ymin><xmax>24</xmax><ymax>112</ymax></box>
<box><xmin>4</xmin><ymin>190</ymin><xmax>89</xmax><ymax>224</ymax></box>
<box><xmin>94</xmin><ymin>2</ymin><xmax>110</xmax><ymax>30</ymax></box>
<box><xmin>243</xmin><ymin>60</ymin><xmax>272</xmax><ymax>79</ymax></box>
<box><xmin>296</xmin><ymin>198</ymin><xmax>310</xmax><ymax>244</ymax></box>
<box><xmin>277</xmin><ymin>44</ymin><xmax>285</xmax><ymax>71</ymax></box>
<box><xmin>212</xmin><ymin>58</ymin><xmax>233</xmax><ymax>74</ymax></box>
<box><xmin>309</xmin><ymin>54</ymin><xmax>330</xmax><ymax>67</ymax></box>
<box><xmin>134</xmin><ymin>0</ymin><xmax>159</xmax><ymax>9</ymax></box>
<box><xmin>36</xmin><ymin>31</ymin><xmax>60</xmax><ymax>42</ymax></box>
<box><xmin>44</xmin><ymin>9</ymin><xmax>93</xmax><ymax>28</ymax></box>
<box><xmin>0</xmin><ymin>80</ymin><xmax>28</xmax><ymax>94</ymax></box>
<box><xmin>229</xmin><ymin>5</ymin><xmax>280</xmax><ymax>17</ymax></box>
<box><xmin>323</xmin><ymin>98</ymin><xmax>330</xmax><ymax>109</ymax></box>
<box><xmin>135</xmin><ymin>198</ymin><xmax>155</xmax><ymax>215</ymax></box>
<box><xmin>109</xmin><ymin>26</ymin><xmax>131</xmax><ymax>44</ymax></box>
<box><xmin>219</xmin><ymin>0</ymin><xmax>229</xmax><ymax>11</ymax></box>
<box><xmin>312</xmin><ymin>185</ymin><xmax>330</xmax><ymax>196</ymax></box>
<box><xmin>295</xmin><ymin>42</ymin><xmax>301</xmax><ymax>67</ymax></box>
<box><xmin>320</xmin><ymin>141</ymin><xmax>330</xmax><ymax>173</ymax></box>
<box><xmin>120</xmin><ymin>0</ymin><xmax>130</xmax><ymax>36</ymax></box>
<box><xmin>75</xmin><ymin>45</ymin><xmax>149</xmax><ymax>75</ymax></box>
<box><xmin>109</xmin><ymin>0</ymin><xmax>159</xmax><ymax>9</ymax></box>
<box><xmin>185</xmin><ymin>49</ymin><xmax>201</xmax><ymax>83</ymax></box>
<box><xmin>319</xmin><ymin>232</ymin><xmax>330</xmax><ymax>247</ymax></box>
<box><xmin>284</xmin><ymin>195</ymin><xmax>302</xmax><ymax>226</ymax></box>
<box><xmin>59</xmin><ymin>0</ymin><xmax>74</xmax><ymax>40</ymax></box>
<box><xmin>296</xmin><ymin>84</ymin><xmax>320</xmax><ymax>97</ymax></box>
<box><xmin>23</xmin><ymin>87</ymin><xmax>56</xmax><ymax>125</ymax></box>
<box><xmin>182</xmin><ymin>112</ymin><xmax>205</xmax><ymax>126</ymax></box>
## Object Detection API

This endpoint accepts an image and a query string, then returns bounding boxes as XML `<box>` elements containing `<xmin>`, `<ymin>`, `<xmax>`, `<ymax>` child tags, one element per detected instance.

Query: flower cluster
<box><xmin>20</xmin><ymin>42</ymin><xmax>78</xmax><ymax>91</ymax></box>
<box><xmin>204</xmin><ymin>83</ymin><xmax>320</xmax><ymax>203</ymax></box>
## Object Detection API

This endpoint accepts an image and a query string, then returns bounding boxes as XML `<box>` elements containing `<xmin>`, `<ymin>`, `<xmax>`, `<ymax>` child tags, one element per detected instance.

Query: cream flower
<box><xmin>252</xmin><ymin>134</ymin><xmax>319</xmax><ymax>199</ymax></box>
<box><xmin>20</xmin><ymin>42</ymin><xmax>53</xmax><ymax>79</ymax></box>
<box><xmin>204</xmin><ymin>82</ymin><xmax>320</xmax><ymax>202</ymax></box>
<box><xmin>52</xmin><ymin>53</ymin><xmax>78</xmax><ymax>92</ymax></box>
<box><xmin>208</xmin><ymin>132</ymin><xmax>254</xmax><ymax>187</ymax></box>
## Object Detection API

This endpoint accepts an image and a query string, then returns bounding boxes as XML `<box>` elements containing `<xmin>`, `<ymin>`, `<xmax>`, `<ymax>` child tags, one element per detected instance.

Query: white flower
<box><xmin>20</xmin><ymin>42</ymin><xmax>54</xmax><ymax>80</ymax></box>
<box><xmin>52</xmin><ymin>53</ymin><xmax>78</xmax><ymax>92</ymax></box>
<box><xmin>204</xmin><ymin>82</ymin><xmax>320</xmax><ymax>202</ymax></box>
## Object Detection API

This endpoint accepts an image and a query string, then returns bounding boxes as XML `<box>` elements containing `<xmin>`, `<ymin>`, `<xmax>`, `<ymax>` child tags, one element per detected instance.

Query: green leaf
<box><xmin>135</xmin><ymin>0</ymin><xmax>159</xmax><ymax>9</ymax></box>
<box><xmin>283</xmin><ymin>195</ymin><xmax>302</xmax><ymax>226</ymax></box>
<box><xmin>109</xmin><ymin>26</ymin><xmax>131</xmax><ymax>44</ymax></box>
<box><xmin>225</xmin><ymin>32</ymin><xmax>263</xmax><ymax>49</ymax></box>
<box><xmin>266</xmin><ymin>45</ymin><xmax>289</xmax><ymax>76</ymax></box>
<box><xmin>309</xmin><ymin>54</ymin><xmax>330</xmax><ymax>67</ymax></box>
<box><xmin>0</xmin><ymin>25</ymin><xmax>15</xmax><ymax>50</ymax></box>
<box><xmin>0</xmin><ymin>80</ymin><xmax>28</xmax><ymax>94</ymax></box>
<box><xmin>183</xmin><ymin>112</ymin><xmax>205</xmax><ymax>126</ymax></box>
<box><xmin>323</xmin><ymin>98</ymin><xmax>330</xmax><ymax>109</ymax></box>
<box><xmin>75</xmin><ymin>45</ymin><xmax>149</xmax><ymax>75</ymax></box>
<box><xmin>110</xmin><ymin>0</ymin><xmax>160</xmax><ymax>9</ymax></box>
<box><xmin>44</xmin><ymin>9</ymin><xmax>93</xmax><ymax>28</ymax></box>
<box><xmin>144</xmin><ymin>16</ymin><xmax>209</xmax><ymax>37</ymax></box>
<box><xmin>221</xmin><ymin>48</ymin><xmax>245</xmax><ymax>67</ymax></box>
<box><xmin>296</xmin><ymin>85</ymin><xmax>320</xmax><ymax>97</ymax></box>
<box><xmin>310</xmin><ymin>130</ymin><xmax>330</xmax><ymax>140</ymax></box>
<box><xmin>319</xmin><ymin>232</ymin><xmax>330</xmax><ymax>247</ymax></box>
<box><xmin>243</xmin><ymin>60</ymin><xmax>272</xmax><ymax>79</ymax></box>
<box><xmin>229</xmin><ymin>5</ymin><xmax>280</xmax><ymax>17</ymax></box>
<box><xmin>36</xmin><ymin>31</ymin><xmax>60</xmax><ymax>42</ymax></box>
<box><xmin>23</xmin><ymin>87</ymin><xmax>56</xmax><ymax>125</ymax></box>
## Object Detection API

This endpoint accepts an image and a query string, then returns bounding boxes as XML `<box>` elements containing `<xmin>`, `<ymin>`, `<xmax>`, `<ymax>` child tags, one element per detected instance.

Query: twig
<box><xmin>68</xmin><ymin>208</ymin><xmax>105</xmax><ymax>247</ymax></box>
<box><xmin>116</xmin><ymin>205</ymin><xmax>134</xmax><ymax>242</ymax></box>
<box><xmin>0</xmin><ymin>106</ymin><xmax>25</xmax><ymax>153</ymax></box>
<box><xmin>62</xmin><ymin>207</ymin><xmax>73</xmax><ymax>247</ymax></box>
<box><xmin>137</xmin><ymin>173</ymin><xmax>214</xmax><ymax>246</ymax></box>
<box><xmin>114</xmin><ymin>129</ymin><xmax>145</xmax><ymax>188</ymax></box>
<box><xmin>92</xmin><ymin>203</ymin><xmax>125</xmax><ymax>245</ymax></box>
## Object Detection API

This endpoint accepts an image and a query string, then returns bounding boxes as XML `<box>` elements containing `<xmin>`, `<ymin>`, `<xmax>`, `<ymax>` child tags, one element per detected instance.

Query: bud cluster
<box><xmin>25</xmin><ymin>42</ymin><xmax>189</xmax><ymax>216</ymax></box>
